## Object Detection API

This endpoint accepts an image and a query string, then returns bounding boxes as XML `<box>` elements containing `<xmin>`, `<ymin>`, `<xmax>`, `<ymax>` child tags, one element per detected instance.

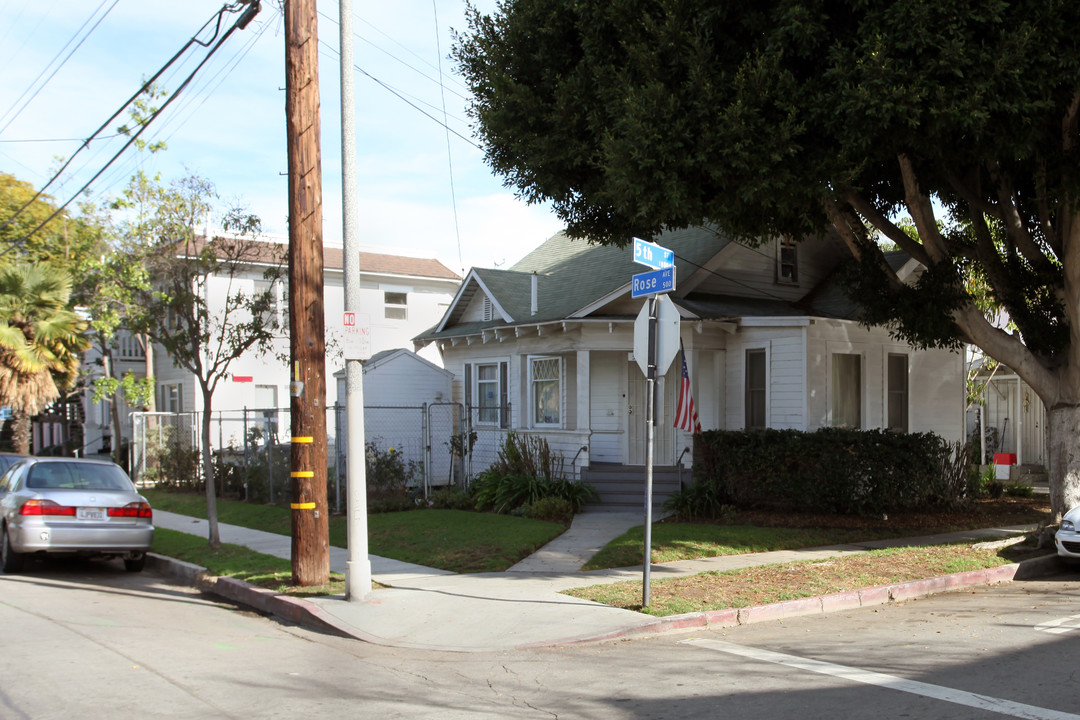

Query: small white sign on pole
<box><xmin>343</xmin><ymin>312</ymin><xmax>371</xmax><ymax>360</ymax></box>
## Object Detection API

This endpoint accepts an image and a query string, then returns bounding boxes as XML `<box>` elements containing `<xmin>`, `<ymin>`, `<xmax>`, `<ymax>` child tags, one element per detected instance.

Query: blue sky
<box><xmin>0</xmin><ymin>0</ymin><xmax>565</xmax><ymax>275</ymax></box>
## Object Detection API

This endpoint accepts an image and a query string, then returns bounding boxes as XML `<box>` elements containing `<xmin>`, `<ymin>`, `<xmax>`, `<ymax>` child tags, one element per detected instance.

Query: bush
<box><xmin>693</xmin><ymin>427</ymin><xmax>974</xmax><ymax>516</ymax></box>
<box><xmin>470</xmin><ymin>432</ymin><xmax>596</xmax><ymax>515</ymax></box>
<box><xmin>663</xmin><ymin>482</ymin><xmax>734</xmax><ymax>522</ymax></box>
<box><xmin>366</xmin><ymin>441</ymin><xmax>420</xmax><ymax>514</ymax></box>
<box><xmin>526</xmin><ymin>496</ymin><xmax>574</xmax><ymax>524</ymax></box>
<box><xmin>1005</xmin><ymin>481</ymin><xmax>1034</xmax><ymax>498</ymax></box>
<box><xmin>429</xmin><ymin>485</ymin><xmax>474</xmax><ymax>510</ymax></box>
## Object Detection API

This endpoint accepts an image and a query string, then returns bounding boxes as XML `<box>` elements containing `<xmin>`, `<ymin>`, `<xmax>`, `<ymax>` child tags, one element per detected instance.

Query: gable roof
<box><xmin>418</xmin><ymin>227</ymin><xmax>892</xmax><ymax>344</ymax></box>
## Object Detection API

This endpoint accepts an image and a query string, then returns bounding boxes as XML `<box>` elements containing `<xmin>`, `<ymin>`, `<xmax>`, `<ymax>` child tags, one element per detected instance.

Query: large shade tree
<box><xmin>456</xmin><ymin>0</ymin><xmax>1080</xmax><ymax>521</ymax></box>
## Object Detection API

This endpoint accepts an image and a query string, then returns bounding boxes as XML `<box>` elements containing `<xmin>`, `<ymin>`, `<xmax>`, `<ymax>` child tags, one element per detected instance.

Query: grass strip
<box><xmin>144</xmin><ymin>489</ymin><xmax>565</xmax><ymax>574</ymax></box>
<box><xmin>151</xmin><ymin>527</ymin><xmax>345</xmax><ymax>597</ymax></box>
<box><xmin>567</xmin><ymin>543</ymin><xmax>1033</xmax><ymax>616</ymax></box>
<box><xmin>582</xmin><ymin>523</ymin><xmax>897</xmax><ymax>570</ymax></box>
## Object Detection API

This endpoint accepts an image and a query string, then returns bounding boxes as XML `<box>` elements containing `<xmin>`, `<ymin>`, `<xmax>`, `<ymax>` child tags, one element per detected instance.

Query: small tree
<box><xmin>126</xmin><ymin>174</ymin><xmax>284</xmax><ymax>549</ymax></box>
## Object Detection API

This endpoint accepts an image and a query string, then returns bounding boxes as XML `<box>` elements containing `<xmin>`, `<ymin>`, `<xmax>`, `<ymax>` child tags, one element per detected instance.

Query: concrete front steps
<box><xmin>580</xmin><ymin>463</ymin><xmax>691</xmax><ymax>511</ymax></box>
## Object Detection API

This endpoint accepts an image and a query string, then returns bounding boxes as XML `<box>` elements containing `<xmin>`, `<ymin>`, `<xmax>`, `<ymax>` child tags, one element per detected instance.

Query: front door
<box><xmin>627</xmin><ymin>361</ymin><xmax>675</xmax><ymax>465</ymax></box>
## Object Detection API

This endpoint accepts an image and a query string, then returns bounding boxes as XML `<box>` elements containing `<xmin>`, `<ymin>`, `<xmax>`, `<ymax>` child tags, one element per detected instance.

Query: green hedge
<box><xmin>692</xmin><ymin>428</ymin><xmax>968</xmax><ymax>516</ymax></box>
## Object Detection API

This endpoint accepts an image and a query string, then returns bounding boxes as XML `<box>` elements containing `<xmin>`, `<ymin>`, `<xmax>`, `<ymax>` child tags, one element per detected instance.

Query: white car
<box><xmin>0</xmin><ymin>457</ymin><xmax>154</xmax><ymax>573</ymax></box>
<box><xmin>1055</xmin><ymin>506</ymin><xmax>1080</xmax><ymax>562</ymax></box>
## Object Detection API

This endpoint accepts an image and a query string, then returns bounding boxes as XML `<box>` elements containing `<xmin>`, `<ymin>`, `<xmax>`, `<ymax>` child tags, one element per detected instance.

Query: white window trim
<box><xmin>528</xmin><ymin>355</ymin><xmax>563</xmax><ymax>428</ymax></box>
<box><xmin>884</xmin><ymin>350</ymin><xmax>910</xmax><ymax>433</ymax></box>
<box><xmin>470</xmin><ymin>359</ymin><xmax>508</xmax><ymax>427</ymax></box>
<box><xmin>827</xmin><ymin>345</ymin><xmax>865</xmax><ymax>430</ymax></box>
<box><xmin>744</xmin><ymin>343</ymin><xmax>770</xmax><ymax>429</ymax></box>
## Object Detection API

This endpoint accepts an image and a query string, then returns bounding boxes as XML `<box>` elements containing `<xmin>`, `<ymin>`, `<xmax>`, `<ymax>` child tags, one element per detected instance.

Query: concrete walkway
<box><xmin>150</xmin><ymin>509</ymin><xmax>1056</xmax><ymax>652</ymax></box>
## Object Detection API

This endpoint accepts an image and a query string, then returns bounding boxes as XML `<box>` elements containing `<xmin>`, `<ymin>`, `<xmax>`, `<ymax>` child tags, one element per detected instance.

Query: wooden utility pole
<box><xmin>284</xmin><ymin>0</ymin><xmax>329</xmax><ymax>585</ymax></box>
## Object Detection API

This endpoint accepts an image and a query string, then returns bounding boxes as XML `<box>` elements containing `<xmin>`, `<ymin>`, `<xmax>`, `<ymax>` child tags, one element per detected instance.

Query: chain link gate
<box><xmin>130</xmin><ymin>412</ymin><xmax>199</xmax><ymax>487</ymax></box>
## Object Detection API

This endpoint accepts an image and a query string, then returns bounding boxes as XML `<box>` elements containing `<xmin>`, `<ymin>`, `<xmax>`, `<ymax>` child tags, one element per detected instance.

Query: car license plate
<box><xmin>77</xmin><ymin>507</ymin><xmax>104</xmax><ymax>521</ymax></box>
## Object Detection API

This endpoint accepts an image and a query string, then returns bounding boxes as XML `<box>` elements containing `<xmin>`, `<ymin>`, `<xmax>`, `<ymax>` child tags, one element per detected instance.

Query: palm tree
<box><xmin>0</xmin><ymin>263</ymin><xmax>89</xmax><ymax>454</ymax></box>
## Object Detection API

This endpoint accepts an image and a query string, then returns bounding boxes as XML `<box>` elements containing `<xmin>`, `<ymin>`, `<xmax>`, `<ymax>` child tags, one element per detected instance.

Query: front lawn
<box><xmin>142</xmin><ymin>489</ymin><xmax>565</xmax><ymax>574</ymax></box>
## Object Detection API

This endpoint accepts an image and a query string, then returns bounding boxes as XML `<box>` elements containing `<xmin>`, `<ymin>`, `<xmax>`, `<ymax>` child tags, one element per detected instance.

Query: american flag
<box><xmin>674</xmin><ymin>340</ymin><xmax>701</xmax><ymax>433</ymax></box>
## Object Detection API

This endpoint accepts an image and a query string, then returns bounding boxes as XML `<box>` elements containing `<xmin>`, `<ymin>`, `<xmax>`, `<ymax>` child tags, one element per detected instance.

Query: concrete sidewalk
<box><xmin>151</xmin><ymin>509</ymin><xmax>1059</xmax><ymax>652</ymax></box>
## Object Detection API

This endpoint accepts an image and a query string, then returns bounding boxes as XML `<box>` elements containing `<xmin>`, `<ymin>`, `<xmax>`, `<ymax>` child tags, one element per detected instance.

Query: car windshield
<box><xmin>26</xmin><ymin>463</ymin><xmax>133</xmax><ymax>491</ymax></box>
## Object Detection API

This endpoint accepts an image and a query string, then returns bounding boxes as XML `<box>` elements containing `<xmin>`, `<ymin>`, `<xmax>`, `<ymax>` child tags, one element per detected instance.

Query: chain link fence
<box><xmin>133</xmin><ymin>403</ymin><xmax>502</xmax><ymax>508</ymax></box>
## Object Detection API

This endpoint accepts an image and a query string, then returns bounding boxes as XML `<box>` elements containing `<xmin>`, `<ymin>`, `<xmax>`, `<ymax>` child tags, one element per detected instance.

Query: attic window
<box><xmin>482</xmin><ymin>296</ymin><xmax>494</xmax><ymax>322</ymax></box>
<box><xmin>777</xmin><ymin>236</ymin><xmax>798</xmax><ymax>284</ymax></box>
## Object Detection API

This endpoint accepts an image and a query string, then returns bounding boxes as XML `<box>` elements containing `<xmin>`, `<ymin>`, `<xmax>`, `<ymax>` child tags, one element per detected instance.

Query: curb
<box><xmin>147</xmin><ymin>551</ymin><xmax>1065</xmax><ymax>649</ymax></box>
<box><xmin>523</xmin><ymin>553</ymin><xmax>1064</xmax><ymax>648</ymax></box>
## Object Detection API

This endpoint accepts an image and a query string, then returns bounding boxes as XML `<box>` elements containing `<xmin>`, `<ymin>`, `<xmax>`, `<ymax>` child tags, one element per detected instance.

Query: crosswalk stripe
<box><xmin>683</xmin><ymin>638</ymin><xmax>1080</xmax><ymax>720</ymax></box>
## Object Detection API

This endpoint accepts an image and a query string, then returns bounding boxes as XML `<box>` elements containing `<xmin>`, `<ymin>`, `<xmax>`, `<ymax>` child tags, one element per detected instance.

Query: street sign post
<box><xmin>633</xmin><ymin>236</ymin><xmax>675</xmax><ymax>270</ymax></box>
<box><xmin>629</xmin><ymin>239</ymin><xmax>678</xmax><ymax>608</ymax></box>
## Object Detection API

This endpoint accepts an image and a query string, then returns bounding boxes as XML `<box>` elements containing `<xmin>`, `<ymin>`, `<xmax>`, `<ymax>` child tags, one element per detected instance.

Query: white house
<box><xmin>414</xmin><ymin>227</ymin><xmax>965</xmax><ymax>501</ymax></box>
<box><xmin>81</xmin><ymin>237</ymin><xmax>461</xmax><ymax>456</ymax></box>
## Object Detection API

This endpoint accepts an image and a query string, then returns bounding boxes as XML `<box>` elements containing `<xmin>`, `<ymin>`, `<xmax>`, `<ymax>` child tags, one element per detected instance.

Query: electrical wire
<box><xmin>318</xmin><ymin>39</ymin><xmax>479</xmax><ymax>149</ymax></box>
<box><xmin>431</xmin><ymin>0</ymin><xmax>463</xmax><ymax>270</ymax></box>
<box><xmin>1</xmin><ymin>2</ymin><xmax>262</xmax><ymax>258</ymax></box>
<box><xmin>0</xmin><ymin>0</ymin><xmax>120</xmax><ymax>136</ymax></box>
<box><xmin>0</xmin><ymin>2</ymin><xmax>253</xmax><ymax>237</ymax></box>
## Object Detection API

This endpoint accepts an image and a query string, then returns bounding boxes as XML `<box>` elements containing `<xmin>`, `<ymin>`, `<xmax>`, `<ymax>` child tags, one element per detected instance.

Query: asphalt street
<box><xmin>2</xmin><ymin>558</ymin><xmax>1080</xmax><ymax>719</ymax></box>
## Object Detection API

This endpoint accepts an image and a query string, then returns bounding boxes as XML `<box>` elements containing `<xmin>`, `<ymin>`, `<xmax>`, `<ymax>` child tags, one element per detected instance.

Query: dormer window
<box><xmin>777</xmin><ymin>236</ymin><xmax>798</xmax><ymax>284</ymax></box>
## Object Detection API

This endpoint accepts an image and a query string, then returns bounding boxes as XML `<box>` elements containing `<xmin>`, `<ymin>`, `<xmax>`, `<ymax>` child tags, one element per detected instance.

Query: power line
<box><xmin>318</xmin><ymin>39</ymin><xmax>479</xmax><ymax>150</ymax></box>
<box><xmin>0</xmin><ymin>2</ymin><xmax>257</xmax><ymax>238</ymax></box>
<box><xmin>1</xmin><ymin>1</ymin><xmax>262</xmax><ymax>257</ymax></box>
<box><xmin>431</xmin><ymin>0</ymin><xmax>463</xmax><ymax>270</ymax></box>
<box><xmin>0</xmin><ymin>0</ymin><xmax>119</xmax><ymax>136</ymax></box>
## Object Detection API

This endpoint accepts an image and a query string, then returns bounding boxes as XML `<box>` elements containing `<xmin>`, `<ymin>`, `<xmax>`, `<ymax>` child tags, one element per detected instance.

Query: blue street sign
<box><xmin>633</xmin><ymin>237</ymin><xmax>674</xmax><ymax>270</ymax></box>
<box><xmin>631</xmin><ymin>266</ymin><xmax>676</xmax><ymax>298</ymax></box>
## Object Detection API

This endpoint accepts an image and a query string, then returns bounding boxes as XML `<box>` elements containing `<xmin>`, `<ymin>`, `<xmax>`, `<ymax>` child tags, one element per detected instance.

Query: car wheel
<box><xmin>2</xmin><ymin>527</ymin><xmax>24</xmax><ymax>573</ymax></box>
<box><xmin>124</xmin><ymin>553</ymin><xmax>146</xmax><ymax>573</ymax></box>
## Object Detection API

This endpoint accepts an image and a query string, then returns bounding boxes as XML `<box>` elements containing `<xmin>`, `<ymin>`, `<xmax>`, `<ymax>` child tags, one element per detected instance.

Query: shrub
<box><xmin>1005</xmin><ymin>481</ymin><xmax>1034</xmax><ymax>498</ymax></box>
<box><xmin>429</xmin><ymin>485</ymin><xmax>474</xmax><ymax>510</ymax></box>
<box><xmin>693</xmin><ymin>428</ymin><xmax>975</xmax><ymax>516</ymax></box>
<box><xmin>663</xmin><ymin>482</ymin><xmax>734</xmax><ymax>522</ymax></box>
<box><xmin>471</xmin><ymin>433</ymin><xmax>596</xmax><ymax>515</ymax></box>
<box><xmin>366</xmin><ymin>441</ymin><xmax>420</xmax><ymax>514</ymax></box>
<box><xmin>526</xmin><ymin>496</ymin><xmax>574</xmax><ymax>524</ymax></box>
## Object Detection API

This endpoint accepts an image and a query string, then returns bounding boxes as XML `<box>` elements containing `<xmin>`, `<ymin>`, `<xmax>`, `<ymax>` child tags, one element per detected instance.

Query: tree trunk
<box><xmin>1047</xmin><ymin>404</ymin><xmax>1080</xmax><ymax>524</ymax></box>
<box><xmin>201</xmin><ymin>386</ymin><xmax>221</xmax><ymax>550</ymax></box>
<box><xmin>11</xmin><ymin>412</ymin><xmax>30</xmax><ymax>455</ymax></box>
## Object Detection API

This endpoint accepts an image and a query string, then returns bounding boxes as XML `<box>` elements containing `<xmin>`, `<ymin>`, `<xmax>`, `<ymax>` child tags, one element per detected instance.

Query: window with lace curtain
<box><xmin>530</xmin><ymin>356</ymin><xmax>561</xmax><ymax>426</ymax></box>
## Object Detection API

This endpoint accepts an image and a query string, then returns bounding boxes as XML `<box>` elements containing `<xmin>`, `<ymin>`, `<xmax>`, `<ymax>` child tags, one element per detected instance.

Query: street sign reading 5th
<box><xmin>633</xmin><ymin>237</ymin><xmax>674</xmax><ymax>270</ymax></box>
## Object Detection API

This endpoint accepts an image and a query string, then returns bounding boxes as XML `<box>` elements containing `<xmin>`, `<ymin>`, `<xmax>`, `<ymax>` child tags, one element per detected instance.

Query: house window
<box><xmin>777</xmin><ymin>236</ymin><xmax>798</xmax><ymax>284</ymax></box>
<box><xmin>254</xmin><ymin>279</ymin><xmax>283</xmax><ymax>327</ymax></box>
<box><xmin>161</xmin><ymin>383</ymin><xmax>182</xmax><ymax>413</ymax></box>
<box><xmin>745</xmin><ymin>349</ymin><xmax>767</xmax><ymax>429</ymax></box>
<box><xmin>530</xmin><ymin>356</ymin><xmax>561</xmax><ymax>426</ymax></box>
<box><xmin>384</xmin><ymin>291</ymin><xmax>408</xmax><ymax>320</ymax></box>
<box><xmin>471</xmin><ymin>362</ymin><xmax>507</xmax><ymax>427</ymax></box>
<box><xmin>887</xmin><ymin>353</ymin><xmax>909</xmax><ymax>432</ymax></box>
<box><xmin>831</xmin><ymin>353</ymin><xmax>862</xmax><ymax>428</ymax></box>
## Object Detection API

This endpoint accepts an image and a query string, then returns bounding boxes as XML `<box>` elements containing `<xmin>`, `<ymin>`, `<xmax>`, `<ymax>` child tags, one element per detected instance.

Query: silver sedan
<box><xmin>0</xmin><ymin>457</ymin><xmax>154</xmax><ymax>573</ymax></box>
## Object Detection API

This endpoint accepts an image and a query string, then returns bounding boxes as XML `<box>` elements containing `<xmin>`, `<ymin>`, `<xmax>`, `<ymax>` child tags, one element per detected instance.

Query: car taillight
<box><xmin>107</xmin><ymin>502</ymin><xmax>152</xmax><ymax>519</ymax></box>
<box><xmin>20</xmin><ymin>499</ymin><xmax>76</xmax><ymax>516</ymax></box>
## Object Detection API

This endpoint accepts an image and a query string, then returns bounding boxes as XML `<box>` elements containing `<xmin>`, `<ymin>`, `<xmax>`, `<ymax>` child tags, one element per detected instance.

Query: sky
<box><xmin>0</xmin><ymin>0</ymin><xmax>566</xmax><ymax>276</ymax></box>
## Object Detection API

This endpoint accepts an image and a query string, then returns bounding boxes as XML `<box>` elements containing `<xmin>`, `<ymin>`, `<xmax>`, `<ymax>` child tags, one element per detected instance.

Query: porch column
<box><xmin>576</xmin><ymin>350</ymin><xmax>591</xmax><ymax>433</ymax></box>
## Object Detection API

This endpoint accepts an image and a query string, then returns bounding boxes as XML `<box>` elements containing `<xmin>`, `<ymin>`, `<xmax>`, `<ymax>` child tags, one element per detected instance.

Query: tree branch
<box><xmin>842</xmin><ymin>190</ymin><xmax>932</xmax><ymax>266</ymax></box>
<box><xmin>988</xmin><ymin>164</ymin><xmax>1055</xmax><ymax>273</ymax></box>
<box><xmin>898</xmin><ymin>154</ymin><xmax>949</xmax><ymax>261</ymax></box>
<box><xmin>823</xmin><ymin>196</ymin><xmax>905</xmax><ymax>292</ymax></box>
<box><xmin>953</xmin><ymin>303</ymin><xmax>1058</xmax><ymax>403</ymax></box>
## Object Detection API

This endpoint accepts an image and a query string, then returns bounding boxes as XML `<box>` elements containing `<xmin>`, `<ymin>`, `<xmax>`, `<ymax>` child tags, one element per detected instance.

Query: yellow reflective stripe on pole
<box><xmin>291</xmin><ymin>471</ymin><xmax>314</xmax><ymax>478</ymax></box>
<box><xmin>291</xmin><ymin>436</ymin><xmax>314</xmax><ymax>443</ymax></box>
<box><xmin>290</xmin><ymin>502</ymin><xmax>317</xmax><ymax>510</ymax></box>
